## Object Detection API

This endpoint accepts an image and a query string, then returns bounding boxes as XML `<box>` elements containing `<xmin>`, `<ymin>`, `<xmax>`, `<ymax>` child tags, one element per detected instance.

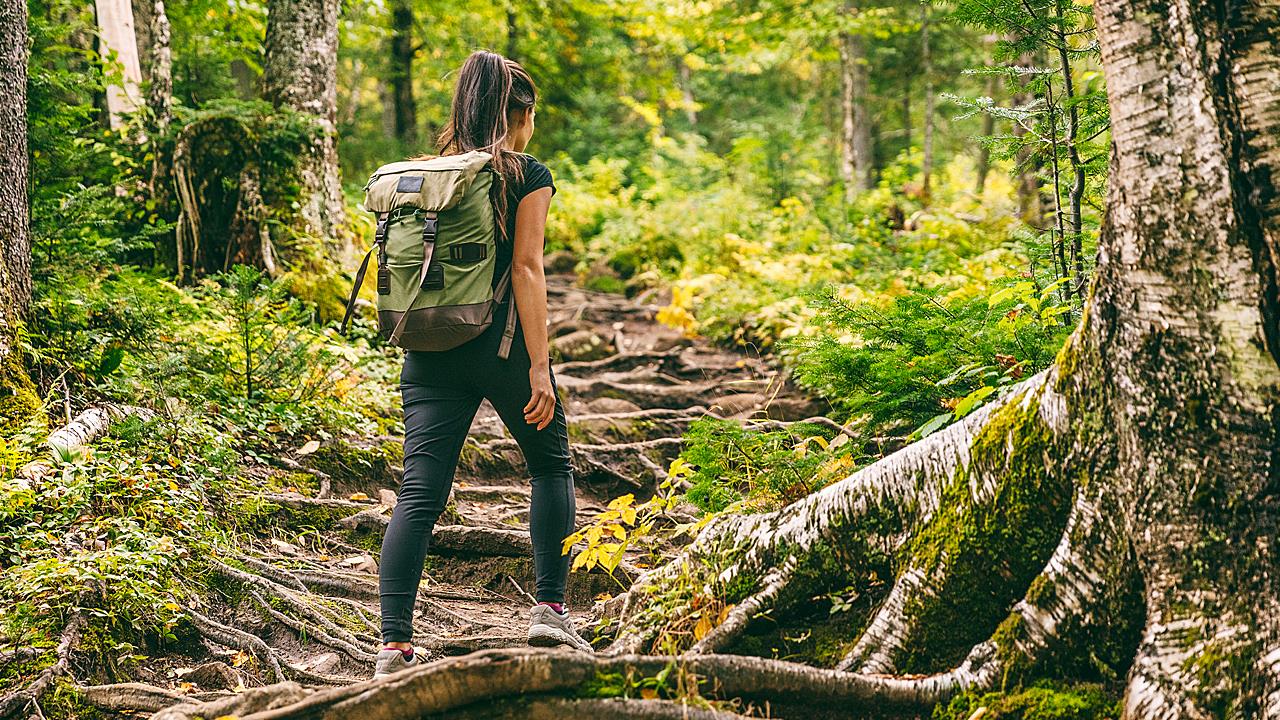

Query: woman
<box><xmin>374</xmin><ymin>50</ymin><xmax>591</xmax><ymax>679</ymax></box>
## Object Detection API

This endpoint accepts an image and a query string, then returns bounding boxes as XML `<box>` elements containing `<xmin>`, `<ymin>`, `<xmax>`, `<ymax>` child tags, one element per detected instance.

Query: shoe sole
<box><xmin>528</xmin><ymin>625</ymin><xmax>593</xmax><ymax>652</ymax></box>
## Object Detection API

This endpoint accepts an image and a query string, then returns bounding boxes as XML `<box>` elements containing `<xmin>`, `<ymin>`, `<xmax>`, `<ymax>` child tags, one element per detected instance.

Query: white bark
<box><xmin>94</xmin><ymin>0</ymin><xmax>144</xmax><ymax>127</ymax></box>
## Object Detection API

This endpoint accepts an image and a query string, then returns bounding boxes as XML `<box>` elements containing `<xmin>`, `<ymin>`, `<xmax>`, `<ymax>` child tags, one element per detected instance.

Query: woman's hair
<box><xmin>436</xmin><ymin>50</ymin><xmax>538</xmax><ymax>240</ymax></box>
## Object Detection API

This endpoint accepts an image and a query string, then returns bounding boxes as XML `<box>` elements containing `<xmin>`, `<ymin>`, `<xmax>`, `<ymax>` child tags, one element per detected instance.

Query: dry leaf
<box><xmin>297</xmin><ymin>440</ymin><xmax>320</xmax><ymax>455</ymax></box>
<box><xmin>349</xmin><ymin>492</ymin><xmax>370</xmax><ymax>502</ymax></box>
<box><xmin>640</xmin><ymin>687</ymin><xmax>659</xmax><ymax>699</ymax></box>
<box><xmin>696</xmin><ymin>609</ymin><xmax>716</xmax><ymax>638</ymax></box>
<box><xmin>230</xmin><ymin>650</ymin><xmax>252</xmax><ymax>668</ymax></box>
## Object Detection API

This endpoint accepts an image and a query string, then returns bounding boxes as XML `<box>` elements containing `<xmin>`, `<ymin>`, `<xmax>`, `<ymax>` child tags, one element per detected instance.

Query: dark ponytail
<box><xmin>436</xmin><ymin>50</ymin><xmax>538</xmax><ymax>241</ymax></box>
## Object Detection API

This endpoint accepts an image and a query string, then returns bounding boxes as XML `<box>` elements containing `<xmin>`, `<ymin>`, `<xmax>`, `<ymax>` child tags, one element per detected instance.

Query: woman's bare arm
<box><xmin>510</xmin><ymin>186</ymin><xmax>555</xmax><ymax>429</ymax></box>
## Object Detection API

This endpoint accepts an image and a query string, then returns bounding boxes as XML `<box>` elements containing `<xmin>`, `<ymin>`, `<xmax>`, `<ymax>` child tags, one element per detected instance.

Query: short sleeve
<box><xmin>520</xmin><ymin>157</ymin><xmax>556</xmax><ymax>200</ymax></box>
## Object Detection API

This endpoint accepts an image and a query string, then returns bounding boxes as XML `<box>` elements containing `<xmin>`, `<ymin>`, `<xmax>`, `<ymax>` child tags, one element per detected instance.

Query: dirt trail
<box><xmin>141</xmin><ymin>273</ymin><xmax>825</xmax><ymax>700</ymax></box>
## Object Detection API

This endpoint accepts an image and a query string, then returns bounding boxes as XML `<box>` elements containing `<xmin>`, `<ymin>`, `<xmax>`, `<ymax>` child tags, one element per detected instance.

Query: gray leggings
<box><xmin>379</xmin><ymin>316</ymin><xmax>575</xmax><ymax>643</ymax></box>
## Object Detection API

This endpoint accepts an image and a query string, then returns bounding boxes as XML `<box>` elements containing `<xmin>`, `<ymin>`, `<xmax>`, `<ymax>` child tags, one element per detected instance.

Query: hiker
<box><xmin>367</xmin><ymin>50</ymin><xmax>592</xmax><ymax>678</ymax></box>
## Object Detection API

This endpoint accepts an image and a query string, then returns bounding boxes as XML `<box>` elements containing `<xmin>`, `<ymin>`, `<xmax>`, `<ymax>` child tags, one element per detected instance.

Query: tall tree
<box><xmin>0</xmin><ymin>0</ymin><xmax>40</xmax><ymax>435</ymax></box>
<box><xmin>262</xmin><ymin>0</ymin><xmax>347</xmax><ymax>253</ymax></box>
<box><xmin>388</xmin><ymin>0</ymin><xmax>417</xmax><ymax>145</ymax></box>
<box><xmin>920</xmin><ymin>4</ymin><xmax>935</xmax><ymax>202</ymax></box>
<box><xmin>0</xmin><ymin>0</ymin><xmax>30</xmax><ymax>321</ymax></box>
<box><xmin>838</xmin><ymin>0</ymin><xmax>874</xmax><ymax>200</ymax></box>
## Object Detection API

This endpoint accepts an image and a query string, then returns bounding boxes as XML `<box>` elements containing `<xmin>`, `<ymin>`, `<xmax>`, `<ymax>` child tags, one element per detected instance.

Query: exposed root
<box><xmin>147</xmin><ymin>646</ymin><xmax>1022</xmax><ymax>720</ymax></box>
<box><xmin>150</xmin><ymin>682</ymin><xmax>309</xmax><ymax>720</ymax></box>
<box><xmin>836</xmin><ymin>563</ymin><xmax>939</xmax><ymax>673</ymax></box>
<box><xmin>188</xmin><ymin>609</ymin><xmax>287</xmax><ymax>684</ymax></box>
<box><xmin>0</xmin><ymin>610</ymin><xmax>85</xmax><ymax>720</ymax></box>
<box><xmin>77</xmin><ymin>682</ymin><xmax>189</xmax><ymax>714</ymax></box>
<box><xmin>687</xmin><ymin>557</ymin><xmax>798</xmax><ymax>656</ymax></box>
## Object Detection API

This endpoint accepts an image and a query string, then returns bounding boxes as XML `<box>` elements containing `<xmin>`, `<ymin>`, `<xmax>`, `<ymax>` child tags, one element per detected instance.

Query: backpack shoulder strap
<box><xmin>340</xmin><ymin>211</ymin><xmax>391</xmax><ymax>335</ymax></box>
<box><xmin>494</xmin><ymin>265</ymin><xmax>517</xmax><ymax>359</ymax></box>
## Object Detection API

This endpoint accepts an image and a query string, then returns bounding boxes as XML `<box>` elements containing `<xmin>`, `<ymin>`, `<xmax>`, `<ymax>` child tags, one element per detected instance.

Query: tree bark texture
<box><xmin>388</xmin><ymin>0</ymin><xmax>417</xmax><ymax>145</ymax></box>
<box><xmin>839</xmin><ymin>2</ymin><xmax>874</xmax><ymax>201</ymax></box>
<box><xmin>0</xmin><ymin>0</ymin><xmax>30</xmax><ymax>321</ymax></box>
<box><xmin>262</xmin><ymin>0</ymin><xmax>347</xmax><ymax>253</ymax></box>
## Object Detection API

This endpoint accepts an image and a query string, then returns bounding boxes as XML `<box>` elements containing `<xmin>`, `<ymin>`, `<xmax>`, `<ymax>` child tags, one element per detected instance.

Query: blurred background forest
<box><xmin>3</xmin><ymin>0</ymin><xmax>1117</xmax><ymax>715</ymax></box>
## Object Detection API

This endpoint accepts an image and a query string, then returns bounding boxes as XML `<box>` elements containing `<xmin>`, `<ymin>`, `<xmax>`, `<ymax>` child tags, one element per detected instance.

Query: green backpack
<box><xmin>341</xmin><ymin>150</ymin><xmax>517</xmax><ymax>358</ymax></box>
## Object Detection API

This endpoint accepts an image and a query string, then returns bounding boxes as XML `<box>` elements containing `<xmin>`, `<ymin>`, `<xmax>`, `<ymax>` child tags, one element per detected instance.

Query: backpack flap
<box><xmin>364</xmin><ymin>150</ymin><xmax>493</xmax><ymax>213</ymax></box>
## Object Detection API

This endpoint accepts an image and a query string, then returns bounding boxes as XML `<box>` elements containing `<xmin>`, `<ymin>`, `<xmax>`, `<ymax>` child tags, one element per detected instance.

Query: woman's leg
<box><xmin>379</xmin><ymin>377</ymin><xmax>481</xmax><ymax>643</ymax></box>
<box><xmin>482</xmin><ymin>367</ymin><xmax>576</xmax><ymax>604</ymax></box>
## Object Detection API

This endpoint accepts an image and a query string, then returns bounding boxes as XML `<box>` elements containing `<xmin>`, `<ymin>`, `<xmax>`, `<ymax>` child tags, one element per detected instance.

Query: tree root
<box><xmin>188</xmin><ymin>609</ymin><xmax>288</xmax><ymax>683</ymax></box>
<box><xmin>77</xmin><ymin>682</ymin><xmax>190</xmax><ymax>714</ymax></box>
<box><xmin>0</xmin><ymin>610</ymin><xmax>85</xmax><ymax>720</ymax></box>
<box><xmin>143</xmin><ymin>646</ymin><xmax>1024</xmax><ymax>720</ymax></box>
<box><xmin>688</xmin><ymin>557</ymin><xmax>798</xmax><ymax>656</ymax></box>
<box><xmin>836</xmin><ymin>564</ymin><xmax>939</xmax><ymax>673</ymax></box>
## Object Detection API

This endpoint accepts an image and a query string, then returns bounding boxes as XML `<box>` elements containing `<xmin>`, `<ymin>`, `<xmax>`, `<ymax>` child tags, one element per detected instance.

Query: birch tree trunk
<box><xmin>94</xmin><ymin>0</ymin><xmax>144</xmax><ymax>128</ymax></box>
<box><xmin>839</xmin><ymin>0</ymin><xmax>874</xmax><ymax>202</ymax></box>
<box><xmin>262</xmin><ymin>0</ymin><xmax>347</xmax><ymax>255</ymax></box>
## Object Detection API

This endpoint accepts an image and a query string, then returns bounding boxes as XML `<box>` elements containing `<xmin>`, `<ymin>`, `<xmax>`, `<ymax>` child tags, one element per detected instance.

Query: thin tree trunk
<box><xmin>678</xmin><ymin>58</ymin><xmax>698</xmax><ymax>127</ymax></box>
<box><xmin>388</xmin><ymin>0</ymin><xmax>416</xmax><ymax>145</ymax></box>
<box><xmin>1051</xmin><ymin>0</ymin><xmax>1086</xmax><ymax>299</ymax></box>
<box><xmin>94</xmin><ymin>0</ymin><xmax>144</xmax><ymax>128</ymax></box>
<box><xmin>262</xmin><ymin>0</ymin><xmax>347</xmax><ymax>255</ymax></box>
<box><xmin>920</xmin><ymin>4</ymin><xmax>935</xmax><ymax>204</ymax></box>
<box><xmin>974</xmin><ymin>73</ymin><xmax>997</xmax><ymax>195</ymax></box>
<box><xmin>1013</xmin><ymin>50</ymin><xmax>1046</xmax><ymax>229</ymax></box>
<box><xmin>506</xmin><ymin>4</ymin><xmax>518</xmax><ymax>61</ymax></box>
<box><xmin>838</xmin><ymin>0</ymin><xmax>874</xmax><ymax>201</ymax></box>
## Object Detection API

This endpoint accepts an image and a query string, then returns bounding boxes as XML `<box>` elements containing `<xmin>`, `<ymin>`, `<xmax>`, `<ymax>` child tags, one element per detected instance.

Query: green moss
<box><xmin>932</xmin><ymin>683</ymin><xmax>1120</xmax><ymax>720</ymax></box>
<box><xmin>0</xmin><ymin>343</ymin><xmax>44</xmax><ymax>438</ymax></box>
<box><xmin>308</xmin><ymin>439</ymin><xmax>403</xmax><ymax>492</ymax></box>
<box><xmin>898</xmin><ymin>392</ymin><xmax>1073</xmax><ymax>674</ymax></box>
<box><xmin>577</xmin><ymin>669</ymin><xmax>629</xmax><ymax>698</ymax></box>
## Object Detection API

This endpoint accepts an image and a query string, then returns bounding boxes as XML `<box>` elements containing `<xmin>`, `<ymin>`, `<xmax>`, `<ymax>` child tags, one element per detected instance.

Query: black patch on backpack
<box><xmin>421</xmin><ymin>263</ymin><xmax>445</xmax><ymax>290</ymax></box>
<box><xmin>396</xmin><ymin>175</ymin><xmax>424</xmax><ymax>193</ymax></box>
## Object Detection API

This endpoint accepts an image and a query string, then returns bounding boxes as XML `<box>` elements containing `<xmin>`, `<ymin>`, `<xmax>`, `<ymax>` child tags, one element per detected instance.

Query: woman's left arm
<box><xmin>511</xmin><ymin>186</ymin><xmax>556</xmax><ymax>430</ymax></box>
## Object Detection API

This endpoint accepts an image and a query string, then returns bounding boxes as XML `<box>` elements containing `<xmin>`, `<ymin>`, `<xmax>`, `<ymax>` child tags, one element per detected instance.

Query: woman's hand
<box><xmin>524</xmin><ymin>362</ymin><xmax>556</xmax><ymax>430</ymax></box>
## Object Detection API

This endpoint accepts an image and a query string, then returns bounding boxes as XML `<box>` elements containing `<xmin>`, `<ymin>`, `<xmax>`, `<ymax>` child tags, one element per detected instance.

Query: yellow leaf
<box><xmin>607</xmin><ymin>493</ymin><xmax>636</xmax><ymax>510</ymax></box>
<box><xmin>718</xmin><ymin>604</ymin><xmax>735</xmax><ymax>624</ymax></box>
<box><xmin>693</xmin><ymin>614</ymin><xmax>713</xmax><ymax>641</ymax></box>
<box><xmin>349</xmin><ymin>492</ymin><xmax>369</xmax><ymax>502</ymax></box>
<box><xmin>594</xmin><ymin>592</ymin><xmax>613</xmax><ymax>602</ymax></box>
<box><xmin>621</xmin><ymin>506</ymin><xmax>637</xmax><ymax>525</ymax></box>
<box><xmin>609</xmin><ymin>524</ymin><xmax>627</xmax><ymax>541</ymax></box>
<box><xmin>230</xmin><ymin>650</ymin><xmax>251</xmax><ymax>668</ymax></box>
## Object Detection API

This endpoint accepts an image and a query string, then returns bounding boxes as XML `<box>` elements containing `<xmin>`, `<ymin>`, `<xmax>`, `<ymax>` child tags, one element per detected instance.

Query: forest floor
<box><xmin>86</xmin><ymin>271</ymin><xmax>827</xmax><ymax>714</ymax></box>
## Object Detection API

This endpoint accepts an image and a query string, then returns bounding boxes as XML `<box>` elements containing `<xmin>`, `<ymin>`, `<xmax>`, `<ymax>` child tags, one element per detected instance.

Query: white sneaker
<box><xmin>373</xmin><ymin>647</ymin><xmax>424</xmax><ymax>679</ymax></box>
<box><xmin>527</xmin><ymin>604</ymin><xmax>595</xmax><ymax>653</ymax></box>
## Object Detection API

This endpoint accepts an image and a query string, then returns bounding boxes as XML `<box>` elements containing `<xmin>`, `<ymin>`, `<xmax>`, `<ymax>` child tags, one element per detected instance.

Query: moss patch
<box><xmin>0</xmin><ymin>343</ymin><xmax>44</xmax><ymax>438</ymax></box>
<box><xmin>898</xmin><ymin>393</ymin><xmax>1073</xmax><ymax>673</ymax></box>
<box><xmin>932</xmin><ymin>682</ymin><xmax>1121</xmax><ymax>720</ymax></box>
<box><xmin>307</xmin><ymin>439</ymin><xmax>403</xmax><ymax>495</ymax></box>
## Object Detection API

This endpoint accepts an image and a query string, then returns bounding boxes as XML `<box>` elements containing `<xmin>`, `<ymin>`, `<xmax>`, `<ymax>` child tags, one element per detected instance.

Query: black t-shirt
<box><xmin>493</xmin><ymin>153</ymin><xmax>556</xmax><ymax>291</ymax></box>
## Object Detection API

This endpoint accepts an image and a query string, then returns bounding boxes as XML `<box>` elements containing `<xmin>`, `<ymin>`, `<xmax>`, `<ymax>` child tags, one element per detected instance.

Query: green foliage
<box><xmin>0</xmin><ymin>414</ymin><xmax>232</xmax><ymax>644</ymax></box>
<box><xmin>788</xmin><ymin>277</ymin><xmax>1072</xmax><ymax>438</ymax></box>
<box><xmin>680</xmin><ymin>418</ymin><xmax>861</xmax><ymax>514</ymax></box>
<box><xmin>189</xmin><ymin>265</ymin><xmax>337</xmax><ymax>404</ymax></box>
<box><xmin>933</xmin><ymin>683</ymin><xmax>1121</xmax><ymax>720</ymax></box>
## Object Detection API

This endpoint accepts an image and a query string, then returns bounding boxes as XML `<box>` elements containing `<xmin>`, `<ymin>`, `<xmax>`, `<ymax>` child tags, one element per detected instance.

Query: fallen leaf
<box><xmin>297</xmin><ymin>440</ymin><xmax>320</xmax><ymax>455</ymax></box>
<box><xmin>349</xmin><ymin>492</ymin><xmax>370</xmax><ymax>502</ymax></box>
